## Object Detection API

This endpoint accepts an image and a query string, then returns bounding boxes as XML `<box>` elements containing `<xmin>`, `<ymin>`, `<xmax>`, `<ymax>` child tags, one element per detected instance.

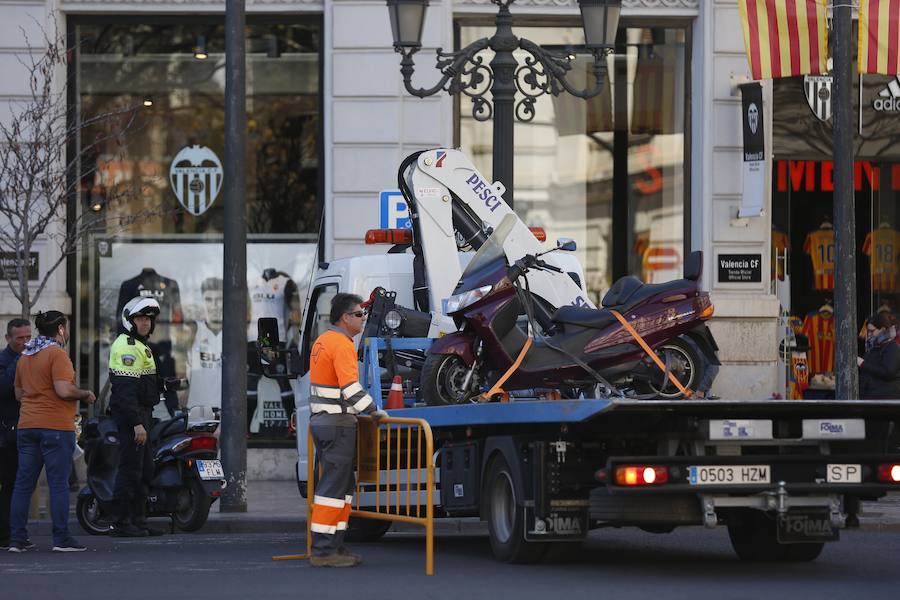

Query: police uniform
<box><xmin>108</xmin><ymin>332</ymin><xmax>161</xmax><ymax>530</ymax></box>
<box><xmin>308</xmin><ymin>326</ymin><xmax>378</xmax><ymax>557</ymax></box>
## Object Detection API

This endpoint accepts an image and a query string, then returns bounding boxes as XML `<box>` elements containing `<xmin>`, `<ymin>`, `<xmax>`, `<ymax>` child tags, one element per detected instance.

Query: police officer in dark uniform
<box><xmin>109</xmin><ymin>297</ymin><xmax>166</xmax><ymax>537</ymax></box>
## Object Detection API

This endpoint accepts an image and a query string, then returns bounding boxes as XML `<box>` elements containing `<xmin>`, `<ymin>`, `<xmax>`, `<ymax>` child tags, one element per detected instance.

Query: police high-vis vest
<box><xmin>308</xmin><ymin>327</ymin><xmax>376</xmax><ymax>418</ymax></box>
<box><xmin>109</xmin><ymin>333</ymin><xmax>161</xmax><ymax>427</ymax></box>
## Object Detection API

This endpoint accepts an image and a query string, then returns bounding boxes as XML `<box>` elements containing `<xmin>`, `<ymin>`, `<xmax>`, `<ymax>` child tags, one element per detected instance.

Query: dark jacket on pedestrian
<box><xmin>859</xmin><ymin>341</ymin><xmax>900</xmax><ymax>400</ymax></box>
<box><xmin>108</xmin><ymin>332</ymin><xmax>162</xmax><ymax>427</ymax></box>
<box><xmin>0</xmin><ymin>345</ymin><xmax>21</xmax><ymax>428</ymax></box>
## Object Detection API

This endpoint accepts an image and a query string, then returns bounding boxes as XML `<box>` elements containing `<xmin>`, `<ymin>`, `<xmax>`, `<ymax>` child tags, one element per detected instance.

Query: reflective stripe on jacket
<box><xmin>308</xmin><ymin>327</ymin><xmax>375</xmax><ymax>416</ymax></box>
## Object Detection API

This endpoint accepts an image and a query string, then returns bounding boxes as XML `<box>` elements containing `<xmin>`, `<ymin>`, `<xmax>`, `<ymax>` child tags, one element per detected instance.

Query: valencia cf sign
<box><xmin>169</xmin><ymin>145</ymin><xmax>223</xmax><ymax>216</ymax></box>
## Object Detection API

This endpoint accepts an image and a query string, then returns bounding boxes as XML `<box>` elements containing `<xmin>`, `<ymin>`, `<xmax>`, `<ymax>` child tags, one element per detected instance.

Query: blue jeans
<box><xmin>10</xmin><ymin>428</ymin><xmax>76</xmax><ymax>545</ymax></box>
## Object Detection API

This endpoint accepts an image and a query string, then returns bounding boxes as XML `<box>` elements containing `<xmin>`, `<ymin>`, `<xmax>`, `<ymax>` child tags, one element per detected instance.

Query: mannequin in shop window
<box><xmin>858</xmin><ymin>311</ymin><xmax>900</xmax><ymax>400</ymax></box>
<box><xmin>862</xmin><ymin>222</ymin><xmax>900</xmax><ymax>294</ymax></box>
<box><xmin>803</xmin><ymin>220</ymin><xmax>835</xmax><ymax>291</ymax></box>
<box><xmin>801</xmin><ymin>301</ymin><xmax>835</xmax><ymax>388</ymax></box>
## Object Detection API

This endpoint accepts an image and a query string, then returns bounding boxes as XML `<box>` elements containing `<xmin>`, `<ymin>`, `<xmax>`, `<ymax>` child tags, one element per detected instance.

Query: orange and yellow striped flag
<box><xmin>738</xmin><ymin>0</ymin><xmax>829</xmax><ymax>80</ymax></box>
<box><xmin>858</xmin><ymin>0</ymin><xmax>900</xmax><ymax>75</ymax></box>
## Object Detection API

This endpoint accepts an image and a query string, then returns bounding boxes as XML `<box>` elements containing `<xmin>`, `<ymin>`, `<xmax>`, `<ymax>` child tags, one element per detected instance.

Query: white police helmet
<box><xmin>122</xmin><ymin>296</ymin><xmax>161</xmax><ymax>335</ymax></box>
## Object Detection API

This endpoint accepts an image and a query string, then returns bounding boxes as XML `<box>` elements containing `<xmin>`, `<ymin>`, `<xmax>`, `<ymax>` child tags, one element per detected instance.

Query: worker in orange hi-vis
<box><xmin>307</xmin><ymin>293</ymin><xmax>387</xmax><ymax>568</ymax></box>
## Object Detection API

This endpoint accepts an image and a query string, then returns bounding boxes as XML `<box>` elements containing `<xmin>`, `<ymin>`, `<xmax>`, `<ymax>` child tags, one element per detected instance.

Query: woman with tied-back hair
<box><xmin>8</xmin><ymin>311</ymin><xmax>96</xmax><ymax>553</ymax></box>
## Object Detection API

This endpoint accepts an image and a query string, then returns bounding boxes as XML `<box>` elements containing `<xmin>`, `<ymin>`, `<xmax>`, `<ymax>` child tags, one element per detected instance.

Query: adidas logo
<box><xmin>874</xmin><ymin>76</ymin><xmax>900</xmax><ymax>111</ymax></box>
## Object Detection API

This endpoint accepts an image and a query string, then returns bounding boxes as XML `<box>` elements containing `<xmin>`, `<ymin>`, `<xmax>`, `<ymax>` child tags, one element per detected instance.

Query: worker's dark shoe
<box><xmin>110</xmin><ymin>523</ymin><xmax>149</xmax><ymax>538</ymax></box>
<box><xmin>309</xmin><ymin>553</ymin><xmax>359</xmax><ymax>568</ymax></box>
<box><xmin>337</xmin><ymin>547</ymin><xmax>363</xmax><ymax>565</ymax></box>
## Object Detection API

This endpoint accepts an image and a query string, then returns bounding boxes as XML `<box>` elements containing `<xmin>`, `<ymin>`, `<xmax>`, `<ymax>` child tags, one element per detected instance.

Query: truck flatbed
<box><xmin>388</xmin><ymin>398</ymin><xmax>900</xmax><ymax>427</ymax></box>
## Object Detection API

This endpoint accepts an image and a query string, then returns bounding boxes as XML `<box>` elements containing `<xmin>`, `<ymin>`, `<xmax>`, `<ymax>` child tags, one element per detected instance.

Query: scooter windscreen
<box><xmin>452</xmin><ymin>214</ymin><xmax>517</xmax><ymax>294</ymax></box>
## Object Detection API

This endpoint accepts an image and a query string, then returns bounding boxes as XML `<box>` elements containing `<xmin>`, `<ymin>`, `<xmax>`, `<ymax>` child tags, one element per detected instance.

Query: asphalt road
<box><xmin>2</xmin><ymin>527</ymin><xmax>898</xmax><ymax>600</ymax></box>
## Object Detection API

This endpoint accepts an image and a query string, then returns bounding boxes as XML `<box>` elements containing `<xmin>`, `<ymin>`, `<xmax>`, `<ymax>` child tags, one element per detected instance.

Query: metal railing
<box><xmin>302</xmin><ymin>416</ymin><xmax>435</xmax><ymax>575</ymax></box>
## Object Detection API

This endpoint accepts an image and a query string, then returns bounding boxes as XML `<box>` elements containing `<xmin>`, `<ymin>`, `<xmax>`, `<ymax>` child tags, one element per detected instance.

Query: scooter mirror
<box><xmin>556</xmin><ymin>238</ymin><xmax>577</xmax><ymax>252</ymax></box>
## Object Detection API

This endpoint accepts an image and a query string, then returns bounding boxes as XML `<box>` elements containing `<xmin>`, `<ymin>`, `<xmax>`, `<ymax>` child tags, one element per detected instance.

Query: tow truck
<box><xmin>260</xmin><ymin>149</ymin><xmax>900</xmax><ymax>563</ymax></box>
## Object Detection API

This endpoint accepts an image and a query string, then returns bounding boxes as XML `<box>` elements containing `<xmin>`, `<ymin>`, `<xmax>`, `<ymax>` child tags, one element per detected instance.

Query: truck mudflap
<box><xmin>523</xmin><ymin>502</ymin><xmax>590</xmax><ymax>542</ymax></box>
<box><xmin>602</xmin><ymin>453</ymin><xmax>900</xmax><ymax>496</ymax></box>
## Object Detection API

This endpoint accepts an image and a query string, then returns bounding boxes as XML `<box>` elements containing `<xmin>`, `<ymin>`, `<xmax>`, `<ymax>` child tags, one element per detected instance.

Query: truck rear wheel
<box><xmin>484</xmin><ymin>455</ymin><xmax>547</xmax><ymax>563</ymax></box>
<box><xmin>727</xmin><ymin>510</ymin><xmax>824</xmax><ymax>562</ymax></box>
<box><xmin>421</xmin><ymin>353</ymin><xmax>476</xmax><ymax>406</ymax></box>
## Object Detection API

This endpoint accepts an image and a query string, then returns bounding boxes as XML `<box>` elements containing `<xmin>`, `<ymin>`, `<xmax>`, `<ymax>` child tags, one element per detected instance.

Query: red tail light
<box><xmin>615</xmin><ymin>465</ymin><xmax>669</xmax><ymax>486</ymax></box>
<box><xmin>189</xmin><ymin>435</ymin><xmax>217</xmax><ymax>453</ymax></box>
<box><xmin>877</xmin><ymin>464</ymin><xmax>900</xmax><ymax>483</ymax></box>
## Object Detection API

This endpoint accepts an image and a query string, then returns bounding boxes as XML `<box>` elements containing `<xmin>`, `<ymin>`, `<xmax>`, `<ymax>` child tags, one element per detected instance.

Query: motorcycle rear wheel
<box><xmin>421</xmin><ymin>353</ymin><xmax>477</xmax><ymax>406</ymax></box>
<box><xmin>76</xmin><ymin>492</ymin><xmax>112</xmax><ymax>536</ymax></box>
<box><xmin>637</xmin><ymin>337</ymin><xmax>703</xmax><ymax>399</ymax></box>
<box><xmin>173</xmin><ymin>478</ymin><xmax>212</xmax><ymax>532</ymax></box>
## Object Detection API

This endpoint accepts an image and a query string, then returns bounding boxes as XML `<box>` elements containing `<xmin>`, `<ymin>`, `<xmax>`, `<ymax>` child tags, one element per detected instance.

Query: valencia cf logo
<box><xmin>169</xmin><ymin>145</ymin><xmax>224</xmax><ymax>216</ymax></box>
<box><xmin>804</xmin><ymin>75</ymin><xmax>833</xmax><ymax>122</ymax></box>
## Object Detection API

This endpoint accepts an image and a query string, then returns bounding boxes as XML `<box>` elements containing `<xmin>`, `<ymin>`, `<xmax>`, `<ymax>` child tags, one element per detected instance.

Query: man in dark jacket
<box><xmin>0</xmin><ymin>319</ymin><xmax>31</xmax><ymax>549</ymax></box>
<box><xmin>109</xmin><ymin>297</ymin><xmax>165</xmax><ymax>537</ymax></box>
<box><xmin>859</xmin><ymin>312</ymin><xmax>900</xmax><ymax>400</ymax></box>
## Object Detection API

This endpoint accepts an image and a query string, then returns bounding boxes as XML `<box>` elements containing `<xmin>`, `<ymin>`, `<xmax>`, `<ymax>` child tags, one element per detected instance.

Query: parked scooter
<box><xmin>76</xmin><ymin>407</ymin><xmax>225</xmax><ymax>535</ymax></box>
<box><xmin>421</xmin><ymin>214</ymin><xmax>719</xmax><ymax>403</ymax></box>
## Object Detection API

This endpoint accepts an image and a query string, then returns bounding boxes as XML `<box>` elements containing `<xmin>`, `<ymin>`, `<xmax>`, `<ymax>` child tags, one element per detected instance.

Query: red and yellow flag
<box><xmin>738</xmin><ymin>0</ymin><xmax>828</xmax><ymax>80</ymax></box>
<box><xmin>858</xmin><ymin>0</ymin><xmax>900</xmax><ymax>75</ymax></box>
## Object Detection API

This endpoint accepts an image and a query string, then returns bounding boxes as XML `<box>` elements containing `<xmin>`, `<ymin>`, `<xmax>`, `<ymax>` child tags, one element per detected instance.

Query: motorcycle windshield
<box><xmin>459</xmin><ymin>213</ymin><xmax>517</xmax><ymax>280</ymax></box>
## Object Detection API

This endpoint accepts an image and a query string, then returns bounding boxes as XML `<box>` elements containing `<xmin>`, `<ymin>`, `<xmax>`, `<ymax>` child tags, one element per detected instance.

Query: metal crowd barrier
<box><xmin>299</xmin><ymin>416</ymin><xmax>435</xmax><ymax>575</ymax></box>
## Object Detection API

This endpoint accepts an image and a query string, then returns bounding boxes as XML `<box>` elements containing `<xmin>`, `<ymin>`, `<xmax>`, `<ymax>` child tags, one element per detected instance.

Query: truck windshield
<box><xmin>460</xmin><ymin>213</ymin><xmax>517</xmax><ymax>278</ymax></box>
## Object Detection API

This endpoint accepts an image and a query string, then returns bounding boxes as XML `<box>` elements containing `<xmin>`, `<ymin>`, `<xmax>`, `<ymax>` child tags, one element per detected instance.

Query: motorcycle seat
<box><xmin>551</xmin><ymin>306</ymin><xmax>618</xmax><ymax>330</ymax></box>
<box><xmin>601</xmin><ymin>276</ymin><xmax>689</xmax><ymax>312</ymax></box>
<box><xmin>150</xmin><ymin>416</ymin><xmax>186</xmax><ymax>444</ymax></box>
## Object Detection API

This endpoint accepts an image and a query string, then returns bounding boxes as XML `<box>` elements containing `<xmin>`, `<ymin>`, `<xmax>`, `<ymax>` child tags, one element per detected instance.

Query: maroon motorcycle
<box><xmin>421</xmin><ymin>218</ymin><xmax>719</xmax><ymax>404</ymax></box>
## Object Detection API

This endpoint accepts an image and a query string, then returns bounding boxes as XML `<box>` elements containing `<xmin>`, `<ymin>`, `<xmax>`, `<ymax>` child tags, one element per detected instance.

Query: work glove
<box><xmin>370</xmin><ymin>409</ymin><xmax>389</xmax><ymax>423</ymax></box>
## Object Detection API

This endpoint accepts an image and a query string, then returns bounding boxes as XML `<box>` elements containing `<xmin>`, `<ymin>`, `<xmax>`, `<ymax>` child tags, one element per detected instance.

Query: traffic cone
<box><xmin>385</xmin><ymin>375</ymin><xmax>405</xmax><ymax>409</ymax></box>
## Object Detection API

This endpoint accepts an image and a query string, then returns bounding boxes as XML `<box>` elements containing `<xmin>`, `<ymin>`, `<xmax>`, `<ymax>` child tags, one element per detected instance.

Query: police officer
<box><xmin>308</xmin><ymin>293</ymin><xmax>386</xmax><ymax>568</ymax></box>
<box><xmin>109</xmin><ymin>297</ymin><xmax>166</xmax><ymax>537</ymax></box>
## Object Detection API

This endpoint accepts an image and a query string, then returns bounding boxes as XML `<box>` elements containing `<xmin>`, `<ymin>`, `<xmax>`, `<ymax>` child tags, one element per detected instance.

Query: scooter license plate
<box><xmin>196</xmin><ymin>459</ymin><xmax>224</xmax><ymax>480</ymax></box>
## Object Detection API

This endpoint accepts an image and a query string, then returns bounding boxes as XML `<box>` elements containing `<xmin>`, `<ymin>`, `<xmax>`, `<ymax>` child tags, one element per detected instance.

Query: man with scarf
<box><xmin>9</xmin><ymin>311</ymin><xmax>95</xmax><ymax>552</ymax></box>
<box><xmin>109</xmin><ymin>296</ymin><xmax>166</xmax><ymax>537</ymax></box>
<box><xmin>858</xmin><ymin>311</ymin><xmax>900</xmax><ymax>400</ymax></box>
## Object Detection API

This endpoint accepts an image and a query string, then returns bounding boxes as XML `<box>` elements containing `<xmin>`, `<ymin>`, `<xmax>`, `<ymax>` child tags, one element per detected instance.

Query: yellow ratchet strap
<box><xmin>481</xmin><ymin>336</ymin><xmax>533</xmax><ymax>402</ymax></box>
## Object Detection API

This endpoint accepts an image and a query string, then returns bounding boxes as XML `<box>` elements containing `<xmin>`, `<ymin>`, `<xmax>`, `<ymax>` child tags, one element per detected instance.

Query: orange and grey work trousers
<box><xmin>310</xmin><ymin>419</ymin><xmax>357</xmax><ymax>556</ymax></box>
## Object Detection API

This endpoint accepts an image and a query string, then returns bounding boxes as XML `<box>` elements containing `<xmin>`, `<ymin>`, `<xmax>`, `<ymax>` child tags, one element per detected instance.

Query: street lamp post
<box><xmin>386</xmin><ymin>0</ymin><xmax>620</xmax><ymax>207</ymax></box>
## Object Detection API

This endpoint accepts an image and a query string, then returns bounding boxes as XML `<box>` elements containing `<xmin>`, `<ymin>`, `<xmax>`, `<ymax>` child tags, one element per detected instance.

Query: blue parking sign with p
<box><xmin>380</xmin><ymin>190</ymin><xmax>411</xmax><ymax>229</ymax></box>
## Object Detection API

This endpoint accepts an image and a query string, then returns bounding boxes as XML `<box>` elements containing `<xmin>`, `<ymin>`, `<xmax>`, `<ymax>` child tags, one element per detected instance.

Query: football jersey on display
<box><xmin>247</xmin><ymin>271</ymin><xmax>297</xmax><ymax>342</ymax></box>
<box><xmin>187</xmin><ymin>321</ymin><xmax>222</xmax><ymax>411</ymax></box>
<box><xmin>117</xmin><ymin>268</ymin><xmax>183</xmax><ymax>325</ymax></box>
<box><xmin>772</xmin><ymin>229</ymin><xmax>789</xmax><ymax>281</ymax></box>
<box><xmin>801</xmin><ymin>311</ymin><xmax>835</xmax><ymax>375</ymax></box>
<box><xmin>862</xmin><ymin>227</ymin><xmax>900</xmax><ymax>293</ymax></box>
<box><xmin>803</xmin><ymin>228</ymin><xmax>835</xmax><ymax>291</ymax></box>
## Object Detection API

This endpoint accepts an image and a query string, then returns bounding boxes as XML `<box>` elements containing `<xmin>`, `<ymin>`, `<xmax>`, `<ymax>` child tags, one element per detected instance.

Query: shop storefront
<box><xmin>71</xmin><ymin>16</ymin><xmax>322</xmax><ymax>446</ymax></box>
<box><xmin>771</xmin><ymin>44</ymin><xmax>900</xmax><ymax>398</ymax></box>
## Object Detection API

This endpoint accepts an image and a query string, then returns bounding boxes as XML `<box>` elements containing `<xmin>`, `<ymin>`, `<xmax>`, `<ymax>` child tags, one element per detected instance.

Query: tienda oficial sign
<box><xmin>776</xmin><ymin>160</ymin><xmax>900</xmax><ymax>193</ymax></box>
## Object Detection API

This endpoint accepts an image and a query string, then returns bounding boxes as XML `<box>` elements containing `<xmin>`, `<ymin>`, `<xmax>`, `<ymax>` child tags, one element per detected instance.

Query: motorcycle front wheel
<box><xmin>637</xmin><ymin>337</ymin><xmax>703</xmax><ymax>399</ymax></box>
<box><xmin>173</xmin><ymin>478</ymin><xmax>212</xmax><ymax>532</ymax></box>
<box><xmin>76</xmin><ymin>492</ymin><xmax>112</xmax><ymax>536</ymax></box>
<box><xmin>421</xmin><ymin>353</ymin><xmax>477</xmax><ymax>406</ymax></box>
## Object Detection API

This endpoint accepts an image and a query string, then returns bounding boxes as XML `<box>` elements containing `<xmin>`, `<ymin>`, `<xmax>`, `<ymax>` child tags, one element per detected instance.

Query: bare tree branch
<box><xmin>0</xmin><ymin>22</ymin><xmax>168</xmax><ymax>318</ymax></box>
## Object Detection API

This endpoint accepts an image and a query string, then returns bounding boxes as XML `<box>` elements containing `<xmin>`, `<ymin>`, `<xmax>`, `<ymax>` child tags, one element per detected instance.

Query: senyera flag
<box><xmin>738</xmin><ymin>0</ymin><xmax>828</xmax><ymax>80</ymax></box>
<box><xmin>858</xmin><ymin>0</ymin><xmax>900</xmax><ymax>75</ymax></box>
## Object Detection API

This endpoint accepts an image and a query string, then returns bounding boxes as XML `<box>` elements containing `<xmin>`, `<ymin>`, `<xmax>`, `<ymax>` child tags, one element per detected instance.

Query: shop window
<box><xmin>73</xmin><ymin>17</ymin><xmax>322</xmax><ymax>446</ymax></box>
<box><xmin>457</xmin><ymin>24</ymin><xmax>689</xmax><ymax>304</ymax></box>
